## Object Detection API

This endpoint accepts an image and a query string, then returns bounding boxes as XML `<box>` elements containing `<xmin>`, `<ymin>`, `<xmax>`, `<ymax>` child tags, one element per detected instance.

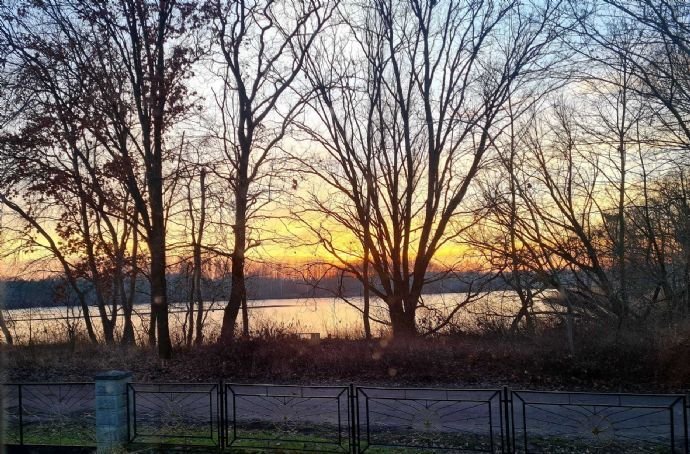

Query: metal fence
<box><xmin>510</xmin><ymin>390</ymin><xmax>689</xmax><ymax>454</ymax></box>
<box><xmin>355</xmin><ymin>387</ymin><xmax>504</xmax><ymax>453</ymax></box>
<box><xmin>224</xmin><ymin>383</ymin><xmax>352</xmax><ymax>452</ymax></box>
<box><xmin>3</xmin><ymin>382</ymin><xmax>95</xmax><ymax>447</ymax></box>
<box><xmin>126</xmin><ymin>382</ymin><xmax>221</xmax><ymax>448</ymax></box>
<box><xmin>3</xmin><ymin>382</ymin><xmax>689</xmax><ymax>453</ymax></box>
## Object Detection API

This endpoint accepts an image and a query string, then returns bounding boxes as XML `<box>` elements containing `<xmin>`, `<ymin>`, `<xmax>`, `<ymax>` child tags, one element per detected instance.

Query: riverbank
<box><xmin>5</xmin><ymin>325</ymin><xmax>690</xmax><ymax>394</ymax></box>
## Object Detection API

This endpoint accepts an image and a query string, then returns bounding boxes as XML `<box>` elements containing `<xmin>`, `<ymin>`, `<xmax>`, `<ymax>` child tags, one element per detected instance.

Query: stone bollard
<box><xmin>95</xmin><ymin>370</ymin><xmax>132</xmax><ymax>453</ymax></box>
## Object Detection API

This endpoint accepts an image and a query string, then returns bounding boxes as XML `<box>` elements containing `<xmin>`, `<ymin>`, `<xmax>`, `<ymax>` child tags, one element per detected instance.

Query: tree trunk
<box><xmin>220</xmin><ymin>179</ymin><xmax>248</xmax><ymax>343</ymax></box>
<box><xmin>150</xmin><ymin>226</ymin><xmax>172</xmax><ymax>358</ymax></box>
<box><xmin>193</xmin><ymin>236</ymin><xmax>205</xmax><ymax>345</ymax></box>
<box><xmin>102</xmin><ymin>318</ymin><xmax>115</xmax><ymax>345</ymax></box>
<box><xmin>0</xmin><ymin>310</ymin><xmax>13</xmax><ymax>345</ymax></box>
<box><xmin>148</xmin><ymin>304</ymin><xmax>157</xmax><ymax>346</ymax></box>
<box><xmin>78</xmin><ymin>294</ymin><xmax>98</xmax><ymax>344</ymax></box>
<box><xmin>362</xmin><ymin>249</ymin><xmax>372</xmax><ymax>340</ymax></box>
<box><xmin>388</xmin><ymin>295</ymin><xmax>416</xmax><ymax>339</ymax></box>
<box><xmin>193</xmin><ymin>169</ymin><xmax>207</xmax><ymax>345</ymax></box>
<box><xmin>241</xmin><ymin>295</ymin><xmax>249</xmax><ymax>338</ymax></box>
<box><xmin>510</xmin><ymin>303</ymin><xmax>532</xmax><ymax>334</ymax></box>
<box><xmin>220</xmin><ymin>248</ymin><xmax>246</xmax><ymax>342</ymax></box>
<box><xmin>617</xmin><ymin>69</ymin><xmax>629</xmax><ymax>325</ymax></box>
<box><xmin>122</xmin><ymin>306</ymin><xmax>135</xmax><ymax>346</ymax></box>
<box><xmin>194</xmin><ymin>299</ymin><xmax>204</xmax><ymax>345</ymax></box>
<box><xmin>137</xmin><ymin>0</ymin><xmax>174</xmax><ymax>359</ymax></box>
<box><xmin>121</xmin><ymin>218</ymin><xmax>138</xmax><ymax>346</ymax></box>
<box><xmin>186</xmin><ymin>264</ymin><xmax>195</xmax><ymax>347</ymax></box>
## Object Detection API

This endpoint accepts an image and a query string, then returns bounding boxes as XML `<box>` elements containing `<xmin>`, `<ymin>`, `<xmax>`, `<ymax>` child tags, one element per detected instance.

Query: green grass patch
<box><xmin>4</xmin><ymin>422</ymin><xmax>95</xmax><ymax>447</ymax></box>
<box><xmin>130</xmin><ymin>423</ymin><xmax>219</xmax><ymax>447</ymax></box>
<box><xmin>524</xmin><ymin>436</ymin><xmax>674</xmax><ymax>454</ymax></box>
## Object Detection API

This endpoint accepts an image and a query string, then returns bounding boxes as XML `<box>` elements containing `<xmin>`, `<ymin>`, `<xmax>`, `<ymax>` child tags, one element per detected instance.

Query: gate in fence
<box><xmin>4</xmin><ymin>381</ymin><xmax>689</xmax><ymax>453</ymax></box>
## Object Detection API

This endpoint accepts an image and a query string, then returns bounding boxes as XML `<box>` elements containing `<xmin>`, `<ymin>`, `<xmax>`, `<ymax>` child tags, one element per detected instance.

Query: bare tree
<box><xmin>204</xmin><ymin>0</ymin><xmax>336</xmax><ymax>342</ymax></box>
<box><xmin>76</xmin><ymin>0</ymin><xmax>200</xmax><ymax>357</ymax></box>
<box><xmin>293</xmin><ymin>0</ymin><xmax>563</xmax><ymax>338</ymax></box>
<box><xmin>575</xmin><ymin>1</ymin><xmax>690</xmax><ymax>150</ymax></box>
<box><xmin>470</xmin><ymin>103</ymin><xmax>545</xmax><ymax>334</ymax></box>
<box><xmin>0</xmin><ymin>0</ymin><xmax>200</xmax><ymax>356</ymax></box>
<box><xmin>180</xmin><ymin>163</ymin><xmax>208</xmax><ymax>346</ymax></box>
<box><xmin>0</xmin><ymin>2</ymin><xmax>133</xmax><ymax>343</ymax></box>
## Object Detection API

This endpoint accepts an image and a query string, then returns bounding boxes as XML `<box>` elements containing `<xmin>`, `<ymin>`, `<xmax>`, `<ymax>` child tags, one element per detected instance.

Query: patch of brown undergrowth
<box><xmin>4</xmin><ymin>325</ymin><xmax>690</xmax><ymax>392</ymax></box>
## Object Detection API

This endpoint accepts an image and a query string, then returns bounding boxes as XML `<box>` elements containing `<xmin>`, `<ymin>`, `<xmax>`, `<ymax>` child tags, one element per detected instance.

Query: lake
<box><xmin>1</xmin><ymin>291</ymin><xmax>557</xmax><ymax>344</ymax></box>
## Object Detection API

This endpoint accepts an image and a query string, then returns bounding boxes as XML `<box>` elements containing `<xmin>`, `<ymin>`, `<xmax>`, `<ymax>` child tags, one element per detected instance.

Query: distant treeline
<box><xmin>0</xmin><ymin>272</ymin><xmax>512</xmax><ymax>310</ymax></box>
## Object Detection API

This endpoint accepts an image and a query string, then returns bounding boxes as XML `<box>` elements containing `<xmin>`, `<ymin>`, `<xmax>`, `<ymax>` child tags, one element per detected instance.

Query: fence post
<box><xmin>503</xmin><ymin>386</ymin><xmax>512</xmax><ymax>454</ymax></box>
<box><xmin>17</xmin><ymin>384</ymin><xmax>23</xmax><ymax>446</ymax></box>
<box><xmin>219</xmin><ymin>381</ymin><xmax>225</xmax><ymax>449</ymax></box>
<box><xmin>683</xmin><ymin>396</ymin><xmax>690</xmax><ymax>454</ymax></box>
<box><xmin>95</xmin><ymin>370</ymin><xmax>132</xmax><ymax>453</ymax></box>
<box><xmin>349</xmin><ymin>384</ymin><xmax>358</xmax><ymax>454</ymax></box>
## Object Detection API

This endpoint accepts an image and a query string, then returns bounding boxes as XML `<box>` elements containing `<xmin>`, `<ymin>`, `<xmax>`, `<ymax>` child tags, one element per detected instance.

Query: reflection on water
<box><xmin>1</xmin><ymin>291</ymin><xmax>556</xmax><ymax>345</ymax></box>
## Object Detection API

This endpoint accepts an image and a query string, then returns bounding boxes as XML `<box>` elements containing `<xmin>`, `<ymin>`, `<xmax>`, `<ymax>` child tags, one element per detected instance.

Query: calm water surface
<box><xmin>2</xmin><ymin>291</ymin><xmax>556</xmax><ymax>344</ymax></box>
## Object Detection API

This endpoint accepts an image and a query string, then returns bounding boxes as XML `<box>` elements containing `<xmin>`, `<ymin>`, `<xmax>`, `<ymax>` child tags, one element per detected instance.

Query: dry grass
<box><xmin>4</xmin><ymin>323</ymin><xmax>690</xmax><ymax>393</ymax></box>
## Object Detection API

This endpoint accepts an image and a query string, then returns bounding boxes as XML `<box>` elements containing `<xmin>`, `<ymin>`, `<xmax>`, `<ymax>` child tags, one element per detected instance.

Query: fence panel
<box><xmin>510</xmin><ymin>390</ymin><xmax>688</xmax><ymax>453</ymax></box>
<box><xmin>3</xmin><ymin>384</ymin><xmax>20</xmax><ymax>445</ymax></box>
<box><xmin>225</xmin><ymin>383</ymin><xmax>351</xmax><ymax>452</ymax></box>
<box><xmin>356</xmin><ymin>386</ymin><xmax>504</xmax><ymax>453</ymax></box>
<box><xmin>4</xmin><ymin>381</ymin><xmax>689</xmax><ymax>453</ymax></box>
<box><xmin>127</xmin><ymin>382</ymin><xmax>220</xmax><ymax>448</ymax></box>
<box><xmin>3</xmin><ymin>382</ymin><xmax>95</xmax><ymax>447</ymax></box>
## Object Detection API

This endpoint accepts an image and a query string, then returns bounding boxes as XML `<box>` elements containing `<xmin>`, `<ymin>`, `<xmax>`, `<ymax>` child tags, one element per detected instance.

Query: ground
<box><xmin>5</xmin><ymin>326</ymin><xmax>690</xmax><ymax>393</ymax></box>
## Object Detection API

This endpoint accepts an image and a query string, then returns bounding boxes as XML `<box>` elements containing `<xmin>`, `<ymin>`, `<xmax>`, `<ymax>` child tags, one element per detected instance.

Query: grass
<box><xmin>521</xmin><ymin>436</ymin><xmax>674</xmax><ymax>454</ymax></box>
<box><xmin>6</xmin><ymin>323</ymin><xmax>690</xmax><ymax>392</ymax></box>
<box><xmin>129</xmin><ymin>425</ymin><xmax>345</xmax><ymax>451</ymax></box>
<box><xmin>4</xmin><ymin>422</ymin><xmax>95</xmax><ymax>446</ymax></box>
<box><xmin>3</xmin><ymin>423</ymin><xmax>679</xmax><ymax>453</ymax></box>
<box><xmin>358</xmin><ymin>431</ymin><xmax>494</xmax><ymax>452</ymax></box>
<box><xmin>120</xmin><ymin>421</ymin><xmax>218</xmax><ymax>448</ymax></box>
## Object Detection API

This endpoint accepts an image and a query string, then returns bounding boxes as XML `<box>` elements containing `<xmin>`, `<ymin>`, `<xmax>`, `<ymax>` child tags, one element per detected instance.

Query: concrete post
<box><xmin>95</xmin><ymin>370</ymin><xmax>132</xmax><ymax>453</ymax></box>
